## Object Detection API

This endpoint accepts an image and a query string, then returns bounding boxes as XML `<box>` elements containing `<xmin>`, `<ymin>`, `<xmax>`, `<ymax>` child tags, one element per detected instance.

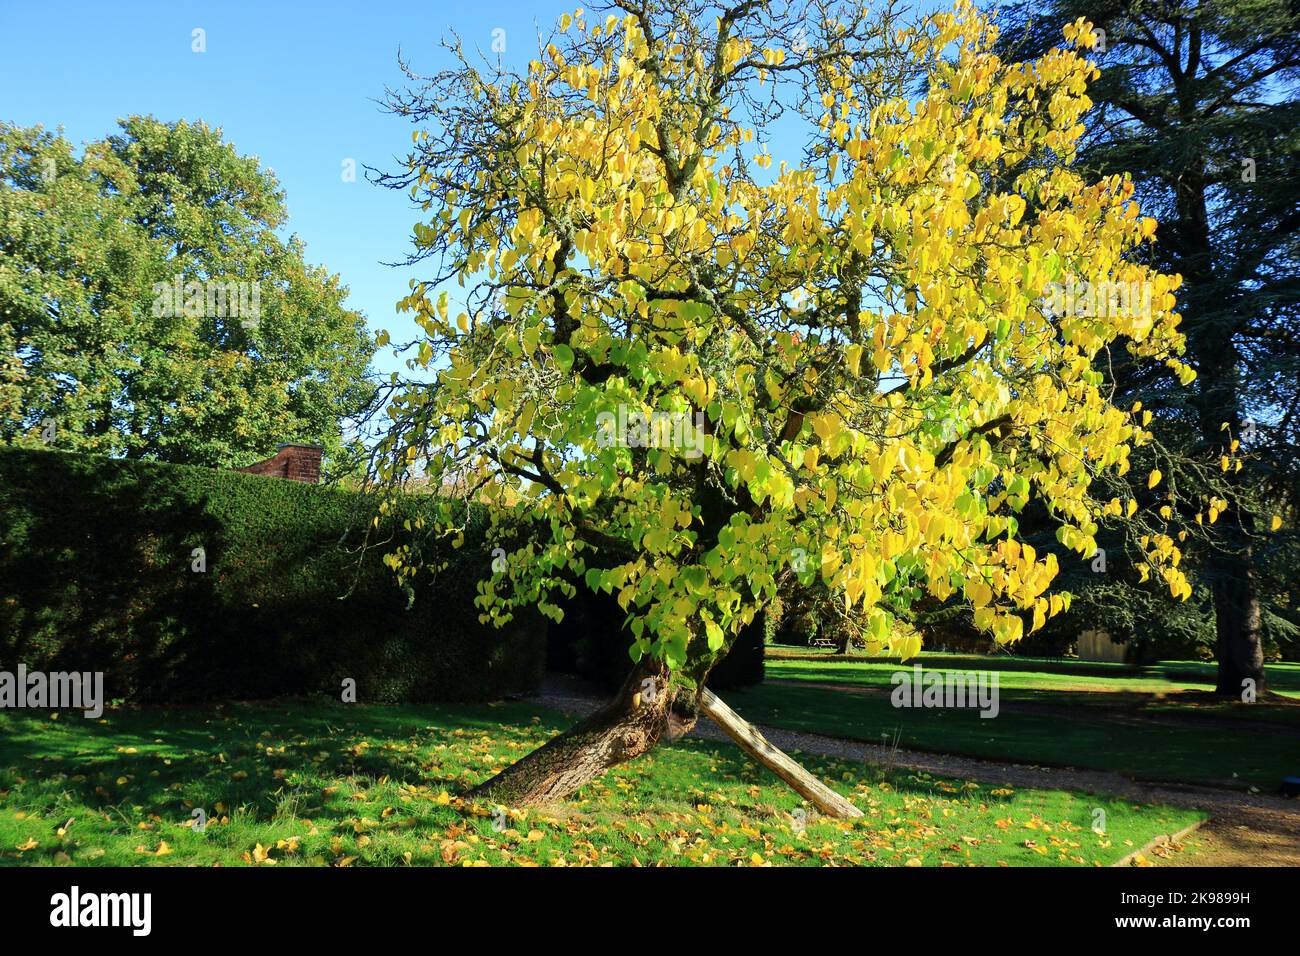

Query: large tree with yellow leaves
<box><xmin>372</xmin><ymin>0</ymin><xmax>1193</xmax><ymax>813</ymax></box>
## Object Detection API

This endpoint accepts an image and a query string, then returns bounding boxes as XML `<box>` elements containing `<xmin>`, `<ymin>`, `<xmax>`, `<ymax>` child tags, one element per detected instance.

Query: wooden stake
<box><xmin>698</xmin><ymin>687</ymin><xmax>863</xmax><ymax>819</ymax></box>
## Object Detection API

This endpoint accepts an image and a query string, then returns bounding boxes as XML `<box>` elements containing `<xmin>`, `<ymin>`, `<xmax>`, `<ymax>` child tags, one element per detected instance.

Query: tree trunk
<box><xmin>1193</xmin><ymin>346</ymin><xmax>1266</xmax><ymax>697</ymax></box>
<box><xmin>1176</xmin><ymin>161</ymin><xmax>1267</xmax><ymax>698</ymax></box>
<box><xmin>699</xmin><ymin>688</ymin><xmax>862</xmax><ymax>819</ymax></box>
<box><xmin>467</xmin><ymin>657</ymin><xmax>682</xmax><ymax>807</ymax></box>
<box><xmin>467</xmin><ymin>662</ymin><xmax>862</xmax><ymax>819</ymax></box>
<box><xmin>1211</xmin><ymin>532</ymin><xmax>1265</xmax><ymax>697</ymax></box>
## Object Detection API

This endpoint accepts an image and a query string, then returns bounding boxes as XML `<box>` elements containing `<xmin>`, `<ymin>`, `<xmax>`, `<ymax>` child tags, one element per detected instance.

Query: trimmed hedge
<box><xmin>0</xmin><ymin>447</ymin><xmax>544</xmax><ymax>703</ymax></box>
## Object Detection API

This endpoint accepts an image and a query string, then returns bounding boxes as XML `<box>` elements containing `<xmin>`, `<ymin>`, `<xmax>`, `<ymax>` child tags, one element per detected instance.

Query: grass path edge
<box><xmin>1110</xmin><ymin>817</ymin><xmax>1208</xmax><ymax>867</ymax></box>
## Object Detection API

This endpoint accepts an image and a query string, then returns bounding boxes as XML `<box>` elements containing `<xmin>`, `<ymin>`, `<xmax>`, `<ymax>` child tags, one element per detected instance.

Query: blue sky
<box><xmin>0</xmin><ymin>0</ymin><xmax>574</xmax><ymax>374</ymax></box>
<box><xmin>1</xmin><ymin>0</ymin><xmax>952</xmax><ymax>378</ymax></box>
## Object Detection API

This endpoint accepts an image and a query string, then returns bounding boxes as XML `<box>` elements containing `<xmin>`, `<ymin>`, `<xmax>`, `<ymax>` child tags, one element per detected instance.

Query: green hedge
<box><xmin>0</xmin><ymin>447</ymin><xmax>544</xmax><ymax>703</ymax></box>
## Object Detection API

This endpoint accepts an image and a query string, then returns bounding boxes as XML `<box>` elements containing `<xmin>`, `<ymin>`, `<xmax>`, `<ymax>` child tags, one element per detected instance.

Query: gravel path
<box><xmin>529</xmin><ymin>686</ymin><xmax>1300</xmax><ymax>866</ymax></box>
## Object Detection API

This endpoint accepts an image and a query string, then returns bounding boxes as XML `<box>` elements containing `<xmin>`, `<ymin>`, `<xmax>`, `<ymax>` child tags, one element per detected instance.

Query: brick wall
<box><xmin>236</xmin><ymin>443</ymin><xmax>322</xmax><ymax>484</ymax></box>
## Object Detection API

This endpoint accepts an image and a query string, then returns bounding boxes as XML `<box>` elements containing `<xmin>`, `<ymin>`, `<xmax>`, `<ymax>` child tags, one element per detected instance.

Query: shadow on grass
<box><xmin>725</xmin><ymin>682</ymin><xmax>1298</xmax><ymax>790</ymax></box>
<box><xmin>0</xmin><ymin>700</ymin><xmax>555</xmax><ymax>831</ymax></box>
<box><xmin>0</xmin><ymin>698</ymin><xmax>1025</xmax><ymax>823</ymax></box>
<box><xmin>0</xmin><ymin>699</ymin><xmax>1210</xmax><ymax>868</ymax></box>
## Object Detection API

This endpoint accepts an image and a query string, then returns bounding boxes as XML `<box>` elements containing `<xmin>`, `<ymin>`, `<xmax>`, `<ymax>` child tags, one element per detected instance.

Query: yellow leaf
<box><xmin>845</xmin><ymin>343</ymin><xmax>863</xmax><ymax>375</ymax></box>
<box><xmin>1147</xmin><ymin>469</ymin><xmax>1162</xmax><ymax>489</ymax></box>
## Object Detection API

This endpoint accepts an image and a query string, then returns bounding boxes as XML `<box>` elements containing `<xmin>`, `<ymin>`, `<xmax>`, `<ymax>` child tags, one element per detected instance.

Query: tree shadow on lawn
<box><xmin>0</xmin><ymin>700</ymin><xmax>1196</xmax><ymax>867</ymax></box>
<box><xmin>0</xmin><ymin>701</ymin><xmax>556</xmax><ymax>849</ymax></box>
<box><xmin>0</xmin><ymin>698</ymin><xmax>1004</xmax><ymax>819</ymax></box>
<box><xmin>726</xmin><ymin>682</ymin><xmax>1298</xmax><ymax>789</ymax></box>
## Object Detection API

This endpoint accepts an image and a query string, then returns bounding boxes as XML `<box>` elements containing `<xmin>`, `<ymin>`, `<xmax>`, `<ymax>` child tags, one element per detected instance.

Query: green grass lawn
<box><xmin>768</xmin><ymin>656</ymin><xmax>1202</xmax><ymax>696</ymax></box>
<box><xmin>765</xmin><ymin>657</ymin><xmax>1300</xmax><ymax>724</ymax></box>
<box><xmin>0</xmin><ymin>701</ymin><xmax>1201</xmax><ymax>867</ymax></box>
<box><xmin>766</xmin><ymin>648</ymin><xmax>1300</xmax><ymax>699</ymax></box>
<box><xmin>1151</xmin><ymin>660</ymin><xmax>1300</xmax><ymax>697</ymax></box>
<box><xmin>727</xmin><ymin>674</ymin><xmax>1299</xmax><ymax>788</ymax></box>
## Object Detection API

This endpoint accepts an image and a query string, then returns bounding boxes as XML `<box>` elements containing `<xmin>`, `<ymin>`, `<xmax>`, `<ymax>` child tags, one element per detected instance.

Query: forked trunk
<box><xmin>467</xmin><ymin>661</ymin><xmax>862</xmax><ymax>820</ymax></box>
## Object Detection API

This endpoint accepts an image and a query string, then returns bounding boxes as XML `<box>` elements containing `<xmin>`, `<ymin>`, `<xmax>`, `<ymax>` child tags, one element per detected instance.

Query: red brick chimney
<box><xmin>236</xmin><ymin>443</ymin><xmax>322</xmax><ymax>483</ymax></box>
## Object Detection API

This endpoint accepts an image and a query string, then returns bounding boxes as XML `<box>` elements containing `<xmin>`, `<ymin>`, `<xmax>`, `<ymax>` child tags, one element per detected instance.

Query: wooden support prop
<box><xmin>698</xmin><ymin>687</ymin><xmax>863</xmax><ymax>819</ymax></box>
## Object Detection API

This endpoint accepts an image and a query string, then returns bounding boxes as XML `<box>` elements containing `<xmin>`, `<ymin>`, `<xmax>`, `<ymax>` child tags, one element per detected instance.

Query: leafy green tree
<box><xmin>995</xmin><ymin>0</ymin><xmax>1299</xmax><ymax>693</ymax></box>
<box><xmin>0</xmin><ymin>326</ymin><xmax>23</xmax><ymax>427</ymax></box>
<box><xmin>0</xmin><ymin>117</ymin><xmax>375</xmax><ymax>468</ymax></box>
